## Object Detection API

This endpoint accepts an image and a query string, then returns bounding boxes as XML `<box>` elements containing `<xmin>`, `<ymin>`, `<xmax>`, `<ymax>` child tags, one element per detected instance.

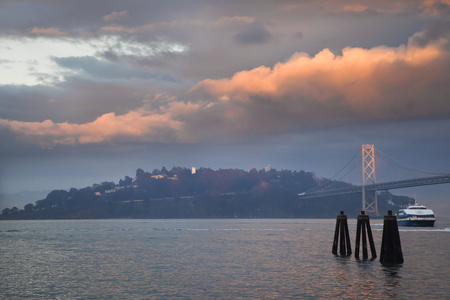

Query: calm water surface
<box><xmin>1</xmin><ymin>219</ymin><xmax>449</xmax><ymax>299</ymax></box>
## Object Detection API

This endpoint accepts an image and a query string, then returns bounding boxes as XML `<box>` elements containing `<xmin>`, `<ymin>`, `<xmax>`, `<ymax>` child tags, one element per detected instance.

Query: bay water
<box><xmin>1</xmin><ymin>218</ymin><xmax>449</xmax><ymax>299</ymax></box>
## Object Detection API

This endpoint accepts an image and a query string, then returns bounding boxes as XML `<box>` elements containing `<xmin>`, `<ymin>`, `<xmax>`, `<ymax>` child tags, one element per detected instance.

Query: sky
<box><xmin>0</xmin><ymin>0</ymin><xmax>449</xmax><ymax>212</ymax></box>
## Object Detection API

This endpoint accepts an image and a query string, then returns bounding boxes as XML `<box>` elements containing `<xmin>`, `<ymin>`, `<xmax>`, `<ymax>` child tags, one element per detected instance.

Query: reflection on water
<box><xmin>0</xmin><ymin>219</ymin><xmax>449</xmax><ymax>299</ymax></box>
<box><xmin>382</xmin><ymin>265</ymin><xmax>402</xmax><ymax>298</ymax></box>
<box><xmin>334</xmin><ymin>255</ymin><xmax>353</xmax><ymax>294</ymax></box>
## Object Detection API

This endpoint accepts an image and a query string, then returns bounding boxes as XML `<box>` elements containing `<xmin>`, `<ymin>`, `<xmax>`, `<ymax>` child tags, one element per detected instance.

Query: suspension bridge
<box><xmin>298</xmin><ymin>144</ymin><xmax>450</xmax><ymax>215</ymax></box>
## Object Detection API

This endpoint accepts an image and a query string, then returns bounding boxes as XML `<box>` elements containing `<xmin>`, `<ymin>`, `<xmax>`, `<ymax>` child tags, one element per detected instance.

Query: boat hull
<box><xmin>397</xmin><ymin>219</ymin><xmax>435</xmax><ymax>227</ymax></box>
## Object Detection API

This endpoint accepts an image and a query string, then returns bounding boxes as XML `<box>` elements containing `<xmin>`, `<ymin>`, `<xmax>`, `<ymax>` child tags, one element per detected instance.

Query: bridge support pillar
<box><xmin>362</xmin><ymin>144</ymin><xmax>378</xmax><ymax>215</ymax></box>
<box><xmin>332</xmin><ymin>211</ymin><xmax>352</xmax><ymax>256</ymax></box>
<box><xmin>380</xmin><ymin>210</ymin><xmax>404</xmax><ymax>264</ymax></box>
<box><xmin>355</xmin><ymin>211</ymin><xmax>376</xmax><ymax>260</ymax></box>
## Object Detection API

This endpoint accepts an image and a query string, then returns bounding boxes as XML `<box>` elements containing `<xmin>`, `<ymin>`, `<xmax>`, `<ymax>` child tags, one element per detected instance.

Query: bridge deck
<box><xmin>299</xmin><ymin>175</ymin><xmax>450</xmax><ymax>199</ymax></box>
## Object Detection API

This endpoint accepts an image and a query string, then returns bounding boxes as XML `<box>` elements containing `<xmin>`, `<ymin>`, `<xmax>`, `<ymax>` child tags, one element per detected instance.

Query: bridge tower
<box><xmin>362</xmin><ymin>144</ymin><xmax>378</xmax><ymax>215</ymax></box>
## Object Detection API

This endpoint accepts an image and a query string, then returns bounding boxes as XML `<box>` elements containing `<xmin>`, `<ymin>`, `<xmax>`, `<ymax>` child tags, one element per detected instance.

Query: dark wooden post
<box><xmin>332</xmin><ymin>211</ymin><xmax>352</xmax><ymax>256</ymax></box>
<box><xmin>355</xmin><ymin>211</ymin><xmax>376</xmax><ymax>260</ymax></box>
<box><xmin>380</xmin><ymin>210</ymin><xmax>403</xmax><ymax>264</ymax></box>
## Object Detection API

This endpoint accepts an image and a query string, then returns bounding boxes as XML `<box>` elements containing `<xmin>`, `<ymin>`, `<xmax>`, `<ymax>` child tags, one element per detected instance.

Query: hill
<box><xmin>0</xmin><ymin>167</ymin><xmax>413</xmax><ymax>219</ymax></box>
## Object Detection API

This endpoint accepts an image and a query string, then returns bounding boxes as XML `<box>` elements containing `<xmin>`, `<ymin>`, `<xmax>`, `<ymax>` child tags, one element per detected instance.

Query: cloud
<box><xmin>0</xmin><ymin>108</ymin><xmax>186</xmax><ymax>147</ymax></box>
<box><xmin>332</xmin><ymin>4</ymin><xmax>383</xmax><ymax>18</ymax></box>
<box><xmin>29</xmin><ymin>27</ymin><xmax>68</xmax><ymax>37</ymax></box>
<box><xmin>421</xmin><ymin>0</ymin><xmax>450</xmax><ymax>16</ymax></box>
<box><xmin>409</xmin><ymin>19</ymin><xmax>450</xmax><ymax>49</ymax></box>
<box><xmin>216</xmin><ymin>16</ymin><xmax>255</xmax><ymax>26</ymax></box>
<box><xmin>52</xmin><ymin>56</ymin><xmax>178</xmax><ymax>82</ymax></box>
<box><xmin>98</xmin><ymin>15</ymin><xmax>257</xmax><ymax>37</ymax></box>
<box><xmin>0</xmin><ymin>34</ymin><xmax>188</xmax><ymax>85</ymax></box>
<box><xmin>103</xmin><ymin>11</ymin><xmax>128</xmax><ymax>22</ymax></box>
<box><xmin>343</xmin><ymin>4</ymin><xmax>370</xmax><ymax>13</ymax></box>
<box><xmin>234</xmin><ymin>23</ymin><xmax>272</xmax><ymax>45</ymax></box>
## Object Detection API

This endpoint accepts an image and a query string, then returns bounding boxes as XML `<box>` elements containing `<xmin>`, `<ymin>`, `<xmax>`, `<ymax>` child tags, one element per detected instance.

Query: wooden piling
<box><xmin>380</xmin><ymin>210</ymin><xmax>404</xmax><ymax>264</ymax></box>
<box><xmin>355</xmin><ymin>211</ymin><xmax>376</xmax><ymax>260</ymax></box>
<box><xmin>332</xmin><ymin>211</ymin><xmax>352</xmax><ymax>256</ymax></box>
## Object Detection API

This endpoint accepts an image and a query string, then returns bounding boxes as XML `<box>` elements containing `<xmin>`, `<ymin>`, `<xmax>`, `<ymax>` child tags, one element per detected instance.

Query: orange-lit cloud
<box><xmin>0</xmin><ymin>109</ymin><xmax>185</xmax><ymax>147</ymax></box>
<box><xmin>102</xmin><ymin>11</ymin><xmax>129</xmax><ymax>22</ymax></box>
<box><xmin>342</xmin><ymin>4</ymin><xmax>369</xmax><ymax>13</ymax></box>
<box><xmin>421</xmin><ymin>0</ymin><xmax>450</xmax><ymax>15</ymax></box>
<box><xmin>282</xmin><ymin>1</ymin><xmax>411</xmax><ymax>15</ymax></box>
<box><xmin>191</xmin><ymin>38</ymin><xmax>449</xmax><ymax>125</ymax></box>
<box><xmin>29</xmin><ymin>27</ymin><xmax>68</xmax><ymax>37</ymax></box>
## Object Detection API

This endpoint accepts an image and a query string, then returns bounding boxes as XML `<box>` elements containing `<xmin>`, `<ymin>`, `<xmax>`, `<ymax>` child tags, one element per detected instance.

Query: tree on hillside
<box><xmin>24</xmin><ymin>203</ymin><xmax>34</xmax><ymax>213</ymax></box>
<box><xmin>35</xmin><ymin>190</ymin><xmax>69</xmax><ymax>210</ymax></box>
<box><xmin>2</xmin><ymin>208</ymin><xmax>10</xmax><ymax>216</ymax></box>
<box><xmin>119</xmin><ymin>176</ymin><xmax>133</xmax><ymax>186</ymax></box>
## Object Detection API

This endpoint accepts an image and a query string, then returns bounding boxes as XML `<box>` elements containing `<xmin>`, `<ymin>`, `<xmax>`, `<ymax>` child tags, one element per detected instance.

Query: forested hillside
<box><xmin>0</xmin><ymin>167</ymin><xmax>413</xmax><ymax>219</ymax></box>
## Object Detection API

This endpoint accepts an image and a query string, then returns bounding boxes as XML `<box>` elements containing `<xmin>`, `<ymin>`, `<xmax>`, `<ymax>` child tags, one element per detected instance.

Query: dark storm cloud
<box><xmin>0</xmin><ymin>76</ymin><xmax>182</xmax><ymax>125</ymax></box>
<box><xmin>0</xmin><ymin>85</ymin><xmax>59</xmax><ymax>122</ymax></box>
<box><xmin>0</xmin><ymin>80</ymin><xmax>145</xmax><ymax>124</ymax></box>
<box><xmin>53</xmin><ymin>56</ymin><xmax>178</xmax><ymax>82</ymax></box>
<box><xmin>409</xmin><ymin>19</ymin><xmax>450</xmax><ymax>49</ymax></box>
<box><xmin>54</xmin><ymin>77</ymin><xmax>182</xmax><ymax>123</ymax></box>
<box><xmin>234</xmin><ymin>23</ymin><xmax>272</xmax><ymax>45</ymax></box>
<box><xmin>420</xmin><ymin>0</ymin><xmax>450</xmax><ymax>16</ymax></box>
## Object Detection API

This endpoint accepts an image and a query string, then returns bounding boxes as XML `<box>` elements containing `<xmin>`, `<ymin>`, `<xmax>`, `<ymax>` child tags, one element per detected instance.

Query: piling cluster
<box><xmin>380</xmin><ymin>210</ymin><xmax>404</xmax><ymax>264</ymax></box>
<box><xmin>355</xmin><ymin>211</ymin><xmax>377</xmax><ymax>260</ymax></box>
<box><xmin>332</xmin><ymin>211</ymin><xmax>352</xmax><ymax>256</ymax></box>
<box><xmin>333</xmin><ymin>210</ymin><xmax>403</xmax><ymax>264</ymax></box>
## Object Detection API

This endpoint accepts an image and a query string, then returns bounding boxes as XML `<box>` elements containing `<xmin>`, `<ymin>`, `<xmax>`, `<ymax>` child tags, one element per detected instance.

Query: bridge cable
<box><xmin>335</xmin><ymin>158</ymin><xmax>362</xmax><ymax>182</ymax></box>
<box><xmin>304</xmin><ymin>149</ymin><xmax>361</xmax><ymax>193</ymax></box>
<box><xmin>374</xmin><ymin>148</ymin><xmax>448</xmax><ymax>176</ymax></box>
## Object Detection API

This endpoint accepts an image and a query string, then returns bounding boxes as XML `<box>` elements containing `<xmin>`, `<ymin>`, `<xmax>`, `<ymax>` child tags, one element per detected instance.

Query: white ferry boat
<box><xmin>396</xmin><ymin>203</ymin><xmax>436</xmax><ymax>227</ymax></box>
